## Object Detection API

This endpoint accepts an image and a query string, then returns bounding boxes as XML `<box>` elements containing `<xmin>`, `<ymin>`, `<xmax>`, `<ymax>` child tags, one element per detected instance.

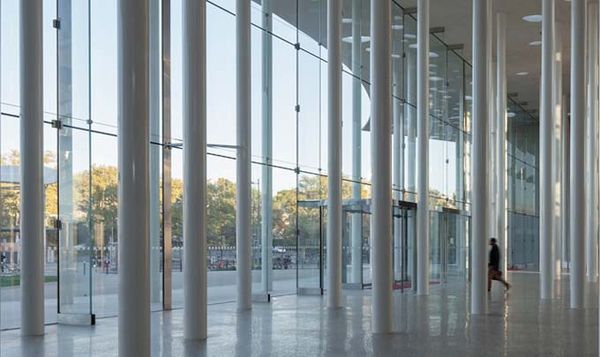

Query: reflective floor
<box><xmin>0</xmin><ymin>272</ymin><xmax>597</xmax><ymax>356</ymax></box>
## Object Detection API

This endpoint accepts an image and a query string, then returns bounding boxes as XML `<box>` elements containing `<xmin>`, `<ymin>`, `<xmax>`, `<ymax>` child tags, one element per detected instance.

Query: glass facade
<box><xmin>0</xmin><ymin>0</ymin><xmax>538</xmax><ymax>330</ymax></box>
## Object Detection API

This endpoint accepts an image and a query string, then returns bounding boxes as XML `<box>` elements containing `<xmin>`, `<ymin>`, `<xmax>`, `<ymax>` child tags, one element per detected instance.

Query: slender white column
<box><xmin>496</xmin><ymin>13</ymin><xmax>507</xmax><ymax>275</ymax></box>
<box><xmin>261</xmin><ymin>0</ymin><xmax>273</xmax><ymax>294</ymax></box>
<box><xmin>471</xmin><ymin>0</ymin><xmax>488</xmax><ymax>315</ymax></box>
<box><xmin>540</xmin><ymin>0</ymin><xmax>555</xmax><ymax>300</ymax></box>
<box><xmin>20</xmin><ymin>0</ymin><xmax>44</xmax><ymax>337</ymax></box>
<box><xmin>562</xmin><ymin>93</ymin><xmax>570</xmax><ymax>269</ymax></box>
<box><xmin>183</xmin><ymin>0</ymin><xmax>207</xmax><ymax>340</ymax></box>
<box><xmin>416</xmin><ymin>0</ymin><xmax>430</xmax><ymax>296</ymax></box>
<box><xmin>406</xmin><ymin>50</ymin><xmax>417</xmax><ymax>290</ymax></box>
<box><xmin>406</xmin><ymin>51</ymin><xmax>416</xmax><ymax>200</ymax></box>
<box><xmin>586</xmin><ymin>3</ymin><xmax>599</xmax><ymax>283</ymax></box>
<box><xmin>326</xmin><ymin>0</ymin><xmax>343</xmax><ymax>308</ymax></box>
<box><xmin>487</xmin><ymin>2</ymin><xmax>496</xmax><ymax>240</ymax></box>
<box><xmin>370</xmin><ymin>0</ymin><xmax>393</xmax><ymax>333</ymax></box>
<box><xmin>350</xmin><ymin>0</ymin><xmax>363</xmax><ymax>285</ymax></box>
<box><xmin>236</xmin><ymin>0</ymin><xmax>252</xmax><ymax>311</ymax></box>
<box><xmin>562</xmin><ymin>93</ymin><xmax>570</xmax><ymax>266</ymax></box>
<box><xmin>570</xmin><ymin>0</ymin><xmax>586</xmax><ymax>309</ymax></box>
<box><xmin>118</xmin><ymin>0</ymin><xmax>150</xmax><ymax>354</ymax></box>
<box><xmin>149</xmin><ymin>0</ymin><xmax>161</xmax><ymax>304</ymax></box>
<box><xmin>393</xmin><ymin>53</ymin><xmax>404</xmax><ymax>278</ymax></box>
<box><xmin>553</xmin><ymin>29</ymin><xmax>563</xmax><ymax>282</ymax></box>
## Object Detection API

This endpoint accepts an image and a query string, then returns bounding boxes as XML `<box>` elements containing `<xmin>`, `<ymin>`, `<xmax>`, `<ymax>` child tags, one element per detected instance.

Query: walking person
<box><xmin>488</xmin><ymin>238</ymin><xmax>510</xmax><ymax>291</ymax></box>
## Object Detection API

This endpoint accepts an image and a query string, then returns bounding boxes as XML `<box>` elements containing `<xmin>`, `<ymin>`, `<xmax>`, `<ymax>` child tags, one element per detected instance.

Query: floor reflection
<box><xmin>0</xmin><ymin>272</ymin><xmax>597</xmax><ymax>356</ymax></box>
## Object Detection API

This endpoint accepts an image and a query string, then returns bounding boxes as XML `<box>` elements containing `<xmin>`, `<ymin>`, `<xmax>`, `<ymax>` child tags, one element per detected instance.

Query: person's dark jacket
<box><xmin>489</xmin><ymin>244</ymin><xmax>500</xmax><ymax>270</ymax></box>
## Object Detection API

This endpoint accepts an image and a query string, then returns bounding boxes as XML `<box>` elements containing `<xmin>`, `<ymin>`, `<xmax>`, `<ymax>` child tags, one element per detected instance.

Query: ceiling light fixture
<box><xmin>516</xmin><ymin>71</ymin><xmax>529</xmax><ymax>76</ymax></box>
<box><xmin>529</xmin><ymin>40</ymin><xmax>542</xmax><ymax>47</ymax></box>
<box><xmin>507</xmin><ymin>112</ymin><xmax>517</xmax><ymax>118</ymax></box>
<box><xmin>342</xmin><ymin>18</ymin><xmax>352</xmax><ymax>24</ymax></box>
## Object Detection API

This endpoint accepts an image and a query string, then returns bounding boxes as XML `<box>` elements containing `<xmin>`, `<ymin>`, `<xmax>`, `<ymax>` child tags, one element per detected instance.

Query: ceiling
<box><xmin>399</xmin><ymin>0</ymin><xmax>576</xmax><ymax>117</ymax></box>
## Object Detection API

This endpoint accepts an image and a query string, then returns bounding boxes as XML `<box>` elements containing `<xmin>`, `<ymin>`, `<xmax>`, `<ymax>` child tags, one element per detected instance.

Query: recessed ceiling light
<box><xmin>392</xmin><ymin>53</ymin><xmax>401</xmax><ymax>58</ymax></box>
<box><xmin>529</xmin><ymin>40</ymin><xmax>542</xmax><ymax>47</ymax></box>
<box><xmin>409</xmin><ymin>43</ymin><xmax>418</xmax><ymax>49</ymax></box>
<box><xmin>444</xmin><ymin>95</ymin><xmax>452</xmax><ymax>99</ymax></box>
<box><xmin>430</xmin><ymin>76</ymin><xmax>444</xmax><ymax>82</ymax></box>
<box><xmin>465</xmin><ymin>95</ymin><xmax>473</xmax><ymax>101</ymax></box>
<box><xmin>507</xmin><ymin>112</ymin><xmax>517</xmax><ymax>118</ymax></box>
<box><xmin>522</xmin><ymin>14</ymin><xmax>542</xmax><ymax>22</ymax></box>
<box><xmin>341</xmin><ymin>35</ymin><xmax>371</xmax><ymax>43</ymax></box>
<box><xmin>342</xmin><ymin>18</ymin><xmax>352</xmax><ymax>24</ymax></box>
<box><xmin>366</xmin><ymin>47</ymin><xmax>370</xmax><ymax>52</ymax></box>
<box><xmin>392</xmin><ymin>24</ymin><xmax>404</xmax><ymax>30</ymax></box>
<box><xmin>430</xmin><ymin>63</ymin><xmax>437</xmax><ymax>68</ymax></box>
<box><xmin>429</xmin><ymin>51</ymin><xmax>439</xmax><ymax>58</ymax></box>
<box><xmin>516</xmin><ymin>71</ymin><xmax>529</xmax><ymax>76</ymax></box>
<box><xmin>404</xmin><ymin>33</ymin><xmax>416</xmax><ymax>39</ymax></box>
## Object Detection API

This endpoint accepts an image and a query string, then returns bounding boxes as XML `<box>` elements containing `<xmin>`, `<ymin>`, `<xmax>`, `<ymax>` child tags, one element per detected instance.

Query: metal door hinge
<box><xmin>53</xmin><ymin>19</ymin><xmax>61</xmax><ymax>29</ymax></box>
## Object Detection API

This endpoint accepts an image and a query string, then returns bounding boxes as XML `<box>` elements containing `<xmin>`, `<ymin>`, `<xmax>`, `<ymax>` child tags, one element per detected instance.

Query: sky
<box><xmin>1</xmin><ymin>0</ymin><xmax>457</xmax><ymax>197</ymax></box>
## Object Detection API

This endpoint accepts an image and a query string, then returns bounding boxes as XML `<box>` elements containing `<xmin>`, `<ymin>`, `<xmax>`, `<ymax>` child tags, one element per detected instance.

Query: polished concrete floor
<box><xmin>1</xmin><ymin>272</ymin><xmax>598</xmax><ymax>356</ymax></box>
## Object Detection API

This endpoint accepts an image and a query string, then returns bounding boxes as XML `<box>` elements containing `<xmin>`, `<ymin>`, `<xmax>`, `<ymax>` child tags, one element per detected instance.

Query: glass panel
<box><xmin>57</xmin><ymin>0</ymin><xmax>93</xmax><ymax>318</ymax></box>
<box><xmin>297</xmin><ymin>174</ymin><xmax>323</xmax><ymax>292</ymax></box>
<box><xmin>90</xmin><ymin>133</ymin><xmax>119</xmax><ymax>317</ymax></box>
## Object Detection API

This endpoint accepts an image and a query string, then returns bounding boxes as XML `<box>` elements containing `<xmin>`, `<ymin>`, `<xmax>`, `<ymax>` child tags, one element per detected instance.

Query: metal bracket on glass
<box><xmin>51</xmin><ymin>119</ymin><xmax>63</xmax><ymax>129</ymax></box>
<box><xmin>53</xmin><ymin>18</ymin><xmax>61</xmax><ymax>29</ymax></box>
<box><xmin>164</xmin><ymin>142</ymin><xmax>182</xmax><ymax>149</ymax></box>
<box><xmin>57</xmin><ymin>313</ymin><xmax>96</xmax><ymax>326</ymax></box>
<box><xmin>295</xmin><ymin>105</ymin><xmax>300</xmax><ymax>113</ymax></box>
<box><xmin>294</xmin><ymin>43</ymin><xmax>300</xmax><ymax>50</ymax></box>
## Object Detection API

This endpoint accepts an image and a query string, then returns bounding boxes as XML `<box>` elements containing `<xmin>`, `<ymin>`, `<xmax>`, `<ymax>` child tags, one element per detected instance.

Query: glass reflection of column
<box><xmin>149</xmin><ymin>0</ymin><xmax>161</xmax><ymax>305</ymax></box>
<box><xmin>392</xmin><ymin>18</ymin><xmax>404</xmax><ymax>282</ymax></box>
<box><xmin>350</xmin><ymin>0</ymin><xmax>362</xmax><ymax>285</ymax></box>
<box><xmin>496</xmin><ymin>13</ymin><xmax>507</xmax><ymax>276</ymax></box>
<box><xmin>261</xmin><ymin>0</ymin><xmax>273</xmax><ymax>295</ymax></box>
<box><xmin>405</xmin><ymin>48</ymin><xmax>417</xmax><ymax>290</ymax></box>
<box><xmin>58</xmin><ymin>0</ymin><xmax>75</xmax><ymax>308</ymax></box>
<box><xmin>455</xmin><ymin>60</ymin><xmax>466</xmax><ymax>278</ymax></box>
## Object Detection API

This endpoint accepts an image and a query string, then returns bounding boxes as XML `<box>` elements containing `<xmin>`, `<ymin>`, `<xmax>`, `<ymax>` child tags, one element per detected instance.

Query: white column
<box><xmin>370</xmin><ymin>0</ymin><xmax>393</xmax><ymax>333</ymax></box>
<box><xmin>183</xmin><ymin>0</ymin><xmax>207</xmax><ymax>340</ymax></box>
<box><xmin>406</xmin><ymin>50</ymin><xmax>417</xmax><ymax>290</ymax></box>
<box><xmin>496</xmin><ymin>13</ymin><xmax>507</xmax><ymax>275</ymax></box>
<box><xmin>560</xmin><ymin>94</ymin><xmax>571</xmax><ymax>266</ymax></box>
<box><xmin>236</xmin><ymin>0</ymin><xmax>252</xmax><ymax>311</ymax></box>
<box><xmin>471</xmin><ymin>0</ymin><xmax>488</xmax><ymax>315</ymax></box>
<box><xmin>20</xmin><ymin>0</ymin><xmax>44</xmax><ymax>337</ymax></box>
<box><xmin>261</xmin><ymin>0</ymin><xmax>273</xmax><ymax>294</ymax></box>
<box><xmin>487</xmin><ymin>2</ymin><xmax>496</xmax><ymax>240</ymax></box>
<box><xmin>350</xmin><ymin>0</ymin><xmax>363</xmax><ymax>285</ymax></box>
<box><xmin>553</xmin><ymin>27</ymin><xmax>563</xmax><ymax>283</ymax></box>
<box><xmin>562</xmin><ymin>93</ymin><xmax>570</xmax><ymax>269</ymax></box>
<box><xmin>118</xmin><ymin>0</ymin><xmax>150</xmax><ymax>355</ymax></box>
<box><xmin>416</xmin><ymin>0</ymin><xmax>430</xmax><ymax>296</ymax></box>
<box><xmin>149</xmin><ymin>0</ymin><xmax>161</xmax><ymax>304</ymax></box>
<box><xmin>393</xmin><ymin>51</ymin><xmax>404</xmax><ymax>278</ymax></box>
<box><xmin>586</xmin><ymin>3</ymin><xmax>599</xmax><ymax>283</ymax></box>
<box><xmin>327</xmin><ymin>0</ymin><xmax>343</xmax><ymax>308</ymax></box>
<box><xmin>570</xmin><ymin>0</ymin><xmax>586</xmax><ymax>309</ymax></box>
<box><xmin>540</xmin><ymin>0</ymin><xmax>555</xmax><ymax>300</ymax></box>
